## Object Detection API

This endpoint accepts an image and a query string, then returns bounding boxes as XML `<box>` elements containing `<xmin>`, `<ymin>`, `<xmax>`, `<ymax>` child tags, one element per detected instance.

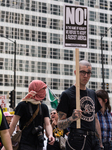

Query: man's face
<box><xmin>79</xmin><ymin>65</ymin><xmax>92</xmax><ymax>87</ymax></box>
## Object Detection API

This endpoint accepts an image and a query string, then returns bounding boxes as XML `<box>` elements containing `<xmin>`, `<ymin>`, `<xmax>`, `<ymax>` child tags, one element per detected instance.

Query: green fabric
<box><xmin>47</xmin><ymin>88</ymin><xmax>58</xmax><ymax>109</ymax></box>
<box><xmin>0</xmin><ymin>109</ymin><xmax>2</xmax><ymax>126</ymax></box>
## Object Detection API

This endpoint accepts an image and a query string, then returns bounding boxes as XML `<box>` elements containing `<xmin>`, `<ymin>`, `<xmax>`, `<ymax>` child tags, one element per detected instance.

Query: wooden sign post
<box><xmin>75</xmin><ymin>48</ymin><xmax>80</xmax><ymax>128</ymax></box>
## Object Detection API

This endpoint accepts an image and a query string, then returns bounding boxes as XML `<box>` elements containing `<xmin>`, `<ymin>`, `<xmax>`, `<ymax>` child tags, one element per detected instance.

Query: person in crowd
<box><xmin>47</xmin><ymin>109</ymin><xmax>69</xmax><ymax>150</ymax></box>
<box><xmin>2</xmin><ymin>80</ymin><xmax>55</xmax><ymax>150</ymax></box>
<box><xmin>57</xmin><ymin>60</ymin><xmax>103</xmax><ymax>150</ymax></box>
<box><xmin>96</xmin><ymin>89</ymin><xmax>112</xmax><ymax>150</ymax></box>
<box><xmin>3</xmin><ymin>112</ymin><xmax>13</xmax><ymax>125</ymax></box>
<box><xmin>0</xmin><ymin>106</ymin><xmax>13</xmax><ymax>150</ymax></box>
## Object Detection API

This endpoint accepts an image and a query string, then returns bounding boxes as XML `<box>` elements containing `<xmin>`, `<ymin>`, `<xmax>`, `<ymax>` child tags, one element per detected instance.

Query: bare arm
<box><xmin>1</xmin><ymin>115</ymin><xmax>20</xmax><ymax>150</ymax></box>
<box><xmin>95</xmin><ymin>113</ymin><xmax>103</xmax><ymax>148</ymax></box>
<box><xmin>0</xmin><ymin>129</ymin><xmax>13</xmax><ymax>150</ymax></box>
<box><xmin>44</xmin><ymin>117</ymin><xmax>55</xmax><ymax>145</ymax></box>
<box><xmin>9</xmin><ymin>115</ymin><xmax>20</xmax><ymax>136</ymax></box>
<box><xmin>57</xmin><ymin>110</ymin><xmax>82</xmax><ymax>130</ymax></box>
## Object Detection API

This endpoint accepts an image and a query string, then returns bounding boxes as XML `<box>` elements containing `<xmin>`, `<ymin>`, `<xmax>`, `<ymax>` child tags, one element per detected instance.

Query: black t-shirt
<box><xmin>15</xmin><ymin>101</ymin><xmax>49</xmax><ymax>147</ymax></box>
<box><xmin>57</xmin><ymin>85</ymin><xmax>101</xmax><ymax>132</ymax></box>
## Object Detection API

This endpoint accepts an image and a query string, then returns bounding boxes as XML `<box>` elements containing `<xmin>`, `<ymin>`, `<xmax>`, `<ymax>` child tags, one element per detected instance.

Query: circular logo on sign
<box><xmin>81</xmin><ymin>96</ymin><xmax>95</xmax><ymax>122</ymax></box>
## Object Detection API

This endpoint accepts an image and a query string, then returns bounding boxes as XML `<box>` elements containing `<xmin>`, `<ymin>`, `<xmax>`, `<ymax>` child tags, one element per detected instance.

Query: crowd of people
<box><xmin>0</xmin><ymin>59</ymin><xmax>112</xmax><ymax>150</ymax></box>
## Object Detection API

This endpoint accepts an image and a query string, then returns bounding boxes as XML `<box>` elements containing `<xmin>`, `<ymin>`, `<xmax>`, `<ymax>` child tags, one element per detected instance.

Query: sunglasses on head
<box><xmin>50</xmin><ymin>112</ymin><xmax>56</xmax><ymax>115</ymax></box>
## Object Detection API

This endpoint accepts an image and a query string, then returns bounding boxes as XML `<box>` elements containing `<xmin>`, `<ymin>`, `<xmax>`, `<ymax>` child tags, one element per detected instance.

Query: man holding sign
<box><xmin>57</xmin><ymin>60</ymin><xmax>103</xmax><ymax>150</ymax></box>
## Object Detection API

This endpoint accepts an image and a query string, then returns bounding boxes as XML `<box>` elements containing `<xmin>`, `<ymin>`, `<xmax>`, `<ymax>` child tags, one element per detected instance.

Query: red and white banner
<box><xmin>0</xmin><ymin>95</ymin><xmax>7</xmax><ymax>108</ymax></box>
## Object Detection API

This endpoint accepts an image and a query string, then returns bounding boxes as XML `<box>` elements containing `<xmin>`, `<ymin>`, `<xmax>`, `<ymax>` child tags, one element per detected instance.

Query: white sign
<box><xmin>63</xmin><ymin>4</ymin><xmax>88</xmax><ymax>48</ymax></box>
<box><xmin>0</xmin><ymin>95</ymin><xmax>7</xmax><ymax>108</ymax></box>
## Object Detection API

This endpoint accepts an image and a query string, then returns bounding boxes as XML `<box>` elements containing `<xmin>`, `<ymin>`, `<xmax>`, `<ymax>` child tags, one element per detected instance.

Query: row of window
<box><xmin>89</xmin><ymin>11</ymin><xmax>112</xmax><ymax>24</ymax></box>
<box><xmin>0</xmin><ymin>1</ymin><xmax>63</xmax><ymax>15</ymax></box>
<box><xmin>0</xmin><ymin>26</ymin><xmax>112</xmax><ymax>50</ymax></box>
<box><xmin>0</xmin><ymin>56</ymin><xmax>110</xmax><ymax>78</ymax></box>
<box><xmin>0</xmin><ymin>74</ymin><xmax>74</xmax><ymax>91</ymax></box>
<box><xmin>0</xmin><ymin>42</ymin><xmax>74</xmax><ymax>60</ymax></box>
<box><xmin>54</xmin><ymin>0</ymin><xmax>112</xmax><ymax>11</ymax></box>
<box><xmin>0</xmin><ymin>0</ymin><xmax>112</xmax><ymax>11</ymax></box>
<box><xmin>0</xmin><ymin>41</ymin><xmax>111</xmax><ymax>65</ymax></box>
<box><xmin>0</xmin><ymin>58</ymin><xmax>74</xmax><ymax>75</ymax></box>
<box><xmin>0</xmin><ymin>10</ymin><xmax>112</xmax><ymax>30</ymax></box>
<box><xmin>0</xmin><ymin>11</ymin><xmax>63</xmax><ymax>30</ymax></box>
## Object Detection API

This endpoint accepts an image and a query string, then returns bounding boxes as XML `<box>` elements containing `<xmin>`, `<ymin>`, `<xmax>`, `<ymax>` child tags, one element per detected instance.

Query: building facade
<box><xmin>0</xmin><ymin>0</ymin><xmax>112</xmax><ymax>109</ymax></box>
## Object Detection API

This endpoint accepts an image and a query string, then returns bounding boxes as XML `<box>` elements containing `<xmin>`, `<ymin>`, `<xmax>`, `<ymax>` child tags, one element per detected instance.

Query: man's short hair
<box><xmin>79</xmin><ymin>60</ymin><xmax>91</xmax><ymax>68</ymax></box>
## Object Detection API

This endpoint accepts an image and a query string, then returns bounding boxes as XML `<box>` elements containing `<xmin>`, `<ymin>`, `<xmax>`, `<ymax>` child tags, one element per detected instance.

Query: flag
<box><xmin>47</xmin><ymin>87</ymin><xmax>58</xmax><ymax>109</ymax></box>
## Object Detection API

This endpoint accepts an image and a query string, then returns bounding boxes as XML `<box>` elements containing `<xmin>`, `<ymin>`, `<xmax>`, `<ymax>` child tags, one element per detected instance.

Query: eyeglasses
<box><xmin>50</xmin><ymin>112</ymin><xmax>56</xmax><ymax>115</ymax></box>
<box><xmin>80</xmin><ymin>70</ymin><xmax>92</xmax><ymax>76</ymax></box>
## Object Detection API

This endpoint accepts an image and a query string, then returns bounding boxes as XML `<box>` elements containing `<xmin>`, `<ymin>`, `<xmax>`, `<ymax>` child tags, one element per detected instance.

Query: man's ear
<box><xmin>74</xmin><ymin>70</ymin><xmax>76</xmax><ymax>75</ymax></box>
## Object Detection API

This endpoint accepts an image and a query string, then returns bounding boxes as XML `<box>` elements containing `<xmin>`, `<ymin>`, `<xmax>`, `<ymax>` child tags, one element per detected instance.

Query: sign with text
<box><xmin>63</xmin><ymin>4</ymin><xmax>88</xmax><ymax>48</ymax></box>
<box><xmin>0</xmin><ymin>95</ymin><xmax>7</xmax><ymax>108</ymax></box>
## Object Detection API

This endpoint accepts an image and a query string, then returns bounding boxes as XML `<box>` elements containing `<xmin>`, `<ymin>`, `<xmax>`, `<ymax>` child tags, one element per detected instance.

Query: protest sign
<box><xmin>64</xmin><ymin>4</ymin><xmax>88</xmax><ymax>48</ymax></box>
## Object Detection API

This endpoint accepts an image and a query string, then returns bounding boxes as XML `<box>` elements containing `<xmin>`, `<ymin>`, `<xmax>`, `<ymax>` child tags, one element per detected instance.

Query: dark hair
<box><xmin>96</xmin><ymin>89</ymin><xmax>111</xmax><ymax>112</ymax></box>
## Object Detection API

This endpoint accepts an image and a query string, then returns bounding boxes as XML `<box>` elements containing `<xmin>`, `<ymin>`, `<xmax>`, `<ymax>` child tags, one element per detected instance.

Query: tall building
<box><xmin>0</xmin><ymin>0</ymin><xmax>112</xmax><ymax>109</ymax></box>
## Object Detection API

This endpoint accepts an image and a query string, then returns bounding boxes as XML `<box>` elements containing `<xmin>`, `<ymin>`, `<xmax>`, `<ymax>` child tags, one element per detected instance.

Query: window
<box><xmin>99</xmin><ymin>54</ymin><xmax>108</xmax><ymax>64</ymax></box>
<box><xmin>39</xmin><ymin>2</ymin><xmax>47</xmax><ymax>13</ymax></box>
<box><xmin>50</xmin><ymin>33</ymin><xmax>60</xmax><ymax>44</ymax></box>
<box><xmin>50</xmin><ymin>79</ymin><xmax>60</xmax><ymax>89</ymax></box>
<box><xmin>64</xmin><ymin>80</ymin><xmax>73</xmax><ymax>90</ymax></box>
<box><xmin>50</xmin><ymin>19</ymin><xmax>61</xmax><ymax>30</ymax></box>
<box><xmin>99</xmin><ymin>26</ymin><xmax>108</xmax><ymax>37</ymax></box>
<box><xmin>88</xmin><ymin>0</ymin><xmax>96</xmax><ymax>7</ymax></box>
<box><xmin>89</xmin><ymin>39</ymin><xmax>97</xmax><ymax>49</ymax></box>
<box><xmin>110</xmin><ymin>2</ymin><xmax>112</xmax><ymax>11</ymax></box>
<box><xmin>50</xmin><ymin>63</ymin><xmax>60</xmax><ymax>74</ymax></box>
<box><xmin>38</xmin><ymin>47</ymin><xmax>47</xmax><ymax>58</ymax></box>
<box><xmin>99</xmin><ymin>0</ymin><xmax>108</xmax><ymax>10</ymax></box>
<box><xmin>50</xmin><ymin>4</ymin><xmax>60</xmax><ymax>15</ymax></box>
<box><xmin>89</xmin><ymin>82</ymin><xmax>97</xmax><ymax>90</ymax></box>
<box><xmin>38</xmin><ymin>62</ymin><xmax>46</xmax><ymax>73</ymax></box>
<box><xmin>64</xmin><ymin>50</ymin><xmax>73</xmax><ymax>61</ymax></box>
<box><xmin>38</xmin><ymin>17</ymin><xmax>47</xmax><ymax>28</ymax></box>
<box><xmin>89</xmin><ymin>11</ymin><xmax>96</xmax><ymax>21</ymax></box>
<box><xmin>88</xmin><ymin>53</ymin><xmax>97</xmax><ymax>63</ymax></box>
<box><xmin>100</xmin><ymin>13</ymin><xmax>108</xmax><ymax>23</ymax></box>
<box><xmin>64</xmin><ymin>65</ymin><xmax>73</xmax><ymax>76</ymax></box>
<box><xmin>38</xmin><ymin>31</ymin><xmax>47</xmax><ymax>43</ymax></box>
<box><xmin>80</xmin><ymin>52</ymin><xmax>85</xmax><ymax>60</ymax></box>
<box><xmin>50</xmin><ymin>48</ymin><xmax>60</xmax><ymax>59</ymax></box>
<box><xmin>91</xmin><ymin>67</ymin><xmax>97</xmax><ymax>78</ymax></box>
<box><xmin>89</xmin><ymin>25</ymin><xmax>97</xmax><ymax>35</ymax></box>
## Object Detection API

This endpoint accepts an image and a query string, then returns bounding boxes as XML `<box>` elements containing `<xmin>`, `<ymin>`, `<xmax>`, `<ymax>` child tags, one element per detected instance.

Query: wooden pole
<box><xmin>75</xmin><ymin>48</ymin><xmax>80</xmax><ymax>128</ymax></box>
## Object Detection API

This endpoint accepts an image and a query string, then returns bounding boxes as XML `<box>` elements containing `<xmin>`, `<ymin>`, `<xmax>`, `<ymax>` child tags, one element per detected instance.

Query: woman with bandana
<box><xmin>2</xmin><ymin>80</ymin><xmax>54</xmax><ymax>150</ymax></box>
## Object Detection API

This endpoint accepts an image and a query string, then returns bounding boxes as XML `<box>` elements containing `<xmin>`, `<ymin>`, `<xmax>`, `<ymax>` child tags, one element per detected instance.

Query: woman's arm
<box><xmin>0</xmin><ymin>129</ymin><xmax>13</xmax><ymax>150</ymax></box>
<box><xmin>1</xmin><ymin>115</ymin><xmax>20</xmax><ymax>150</ymax></box>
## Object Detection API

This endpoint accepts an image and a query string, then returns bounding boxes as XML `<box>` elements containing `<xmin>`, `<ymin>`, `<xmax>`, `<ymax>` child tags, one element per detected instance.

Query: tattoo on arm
<box><xmin>57</xmin><ymin>111</ymin><xmax>72</xmax><ymax>129</ymax></box>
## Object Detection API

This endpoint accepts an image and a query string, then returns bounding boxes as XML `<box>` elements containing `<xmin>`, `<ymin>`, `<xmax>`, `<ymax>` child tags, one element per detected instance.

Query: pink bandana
<box><xmin>22</xmin><ymin>80</ymin><xmax>47</xmax><ymax>101</ymax></box>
